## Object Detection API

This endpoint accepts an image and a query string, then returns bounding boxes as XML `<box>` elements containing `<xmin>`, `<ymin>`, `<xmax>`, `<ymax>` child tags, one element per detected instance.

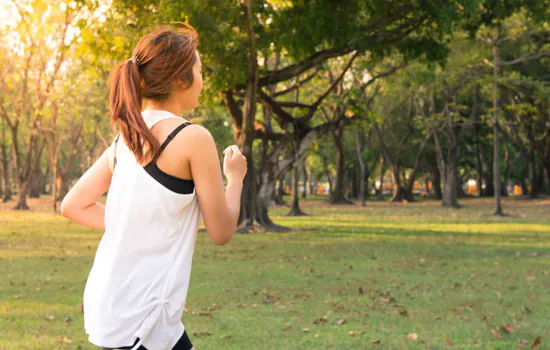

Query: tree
<box><xmin>0</xmin><ymin>0</ymin><xmax>92</xmax><ymax>209</ymax></box>
<box><xmin>466</xmin><ymin>1</ymin><xmax>550</xmax><ymax>214</ymax></box>
<box><xmin>102</xmin><ymin>0</ymin><xmax>473</xmax><ymax>230</ymax></box>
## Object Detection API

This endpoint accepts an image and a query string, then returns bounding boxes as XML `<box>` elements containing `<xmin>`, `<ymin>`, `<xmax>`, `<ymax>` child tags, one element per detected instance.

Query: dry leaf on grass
<box><xmin>407</xmin><ymin>333</ymin><xmax>418</xmax><ymax>340</ymax></box>
<box><xmin>55</xmin><ymin>336</ymin><xmax>72</xmax><ymax>344</ymax></box>
<box><xmin>333</xmin><ymin>319</ymin><xmax>346</xmax><ymax>326</ymax></box>
<box><xmin>491</xmin><ymin>329</ymin><xmax>502</xmax><ymax>339</ymax></box>
<box><xmin>370</xmin><ymin>340</ymin><xmax>380</xmax><ymax>345</ymax></box>
<box><xmin>532</xmin><ymin>336</ymin><xmax>542</xmax><ymax>348</ymax></box>
<box><xmin>313</xmin><ymin>317</ymin><xmax>327</xmax><ymax>324</ymax></box>
<box><xmin>500</xmin><ymin>323</ymin><xmax>513</xmax><ymax>334</ymax></box>
<box><xmin>220</xmin><ymin>334</ymin><xmax>231</xmax><ymax>340</ymax></box>
<box><xmin>192</xmin><ymin>332</ymin><xmax>212</xmax><ymax>337</ymax></box>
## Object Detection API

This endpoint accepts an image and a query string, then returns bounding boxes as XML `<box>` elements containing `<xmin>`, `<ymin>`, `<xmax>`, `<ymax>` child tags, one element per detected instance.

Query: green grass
<box><xmin>1</xmin><ymin>196</ymin><xmax>549</xmax><ymax>349</ymax></box>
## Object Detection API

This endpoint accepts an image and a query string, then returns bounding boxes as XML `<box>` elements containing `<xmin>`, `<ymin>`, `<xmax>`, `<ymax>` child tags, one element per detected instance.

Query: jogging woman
<box><xmin>61</xmin><ymin>25</ymin><xmax>247</xmax><ymax>350</ymax></box>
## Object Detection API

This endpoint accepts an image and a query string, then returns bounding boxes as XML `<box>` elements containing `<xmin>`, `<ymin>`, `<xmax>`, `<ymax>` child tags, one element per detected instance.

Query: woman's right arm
<box><xmin>187</xmin><ymin>125</ymin><xmax>247</xmax><ymax>245</ymax></box>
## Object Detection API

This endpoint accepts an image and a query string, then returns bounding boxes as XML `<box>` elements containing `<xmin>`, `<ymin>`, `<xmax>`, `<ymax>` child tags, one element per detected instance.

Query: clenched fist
<box><xmin>222</xmin><ymin>145</ymin><xmax>247</xmax><ymax>183</ymax></box>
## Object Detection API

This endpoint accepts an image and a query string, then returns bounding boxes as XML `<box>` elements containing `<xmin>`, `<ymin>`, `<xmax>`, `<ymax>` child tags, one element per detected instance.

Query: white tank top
<box><xmin>84</xmin><ymin>110</ymin><xmax>201</xmax><ymax>350</ymax></box>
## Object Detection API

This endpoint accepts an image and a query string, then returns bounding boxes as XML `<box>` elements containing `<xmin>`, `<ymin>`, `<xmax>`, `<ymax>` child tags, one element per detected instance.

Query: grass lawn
<box><xmin>1</xmin><ymin>196</ymin><xmax>549</xmax><ymax>349</ymax></box>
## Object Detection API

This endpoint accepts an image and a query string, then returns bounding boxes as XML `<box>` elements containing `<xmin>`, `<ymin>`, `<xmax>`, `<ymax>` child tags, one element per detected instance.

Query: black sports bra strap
<box><xmin>113</xmin><ymin>133</ymin><xmax>120</xmax><ymax>169</ymax></box>
<box><xmin>160</xmin><ymin>122</ymin><xmax>192</xmax><ymax>151</ymax></box>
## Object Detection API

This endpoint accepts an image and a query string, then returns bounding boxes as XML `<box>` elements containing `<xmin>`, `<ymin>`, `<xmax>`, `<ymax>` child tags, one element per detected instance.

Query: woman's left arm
<box><xmin>60</xmin><ymin>145</ymin><xmax>114</xmax><ymax>231</ymax></box>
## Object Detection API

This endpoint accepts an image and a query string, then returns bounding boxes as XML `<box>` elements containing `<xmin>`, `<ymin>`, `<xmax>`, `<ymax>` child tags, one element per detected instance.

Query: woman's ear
<box><xmin>170</xmin><ymin>79</ymin><xmax>185</xmax><ymax>93</ymax></box>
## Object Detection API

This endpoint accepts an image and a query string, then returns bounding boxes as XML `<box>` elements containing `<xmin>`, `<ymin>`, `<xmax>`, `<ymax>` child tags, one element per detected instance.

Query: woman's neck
<box><xmin>142</xmin><ymin>98</ymin><xmax>182</xmax><ymax>116</ymax></box>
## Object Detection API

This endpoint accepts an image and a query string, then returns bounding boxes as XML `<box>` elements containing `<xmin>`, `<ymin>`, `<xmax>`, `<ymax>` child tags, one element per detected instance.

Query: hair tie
<box><xmin>127</xmin><ymin>56</ymin><xmax>138</xmax><ymax>64</ymax></box>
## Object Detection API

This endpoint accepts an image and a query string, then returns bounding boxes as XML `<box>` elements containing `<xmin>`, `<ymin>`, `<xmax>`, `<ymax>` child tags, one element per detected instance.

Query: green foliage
<box><xmin>98</xmin><ymin>0</ymin><xmax>488</xmax><ymax>99</ymax></box>
<box><xmin>190</xmin><ymin>106</ymin><xmax>234</xmax><ymax>156</ymax></box>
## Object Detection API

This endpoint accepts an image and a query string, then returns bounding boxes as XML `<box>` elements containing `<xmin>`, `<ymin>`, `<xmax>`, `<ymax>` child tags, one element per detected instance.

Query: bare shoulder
<box><xmin>172</xmin><ymin>123</ymin><xmax>215</xmax><ymax>148</ymax></box>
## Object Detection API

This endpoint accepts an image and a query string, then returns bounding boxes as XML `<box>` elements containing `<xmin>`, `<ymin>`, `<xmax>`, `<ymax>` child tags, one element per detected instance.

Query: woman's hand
<box><xmin>222</xmin><ymin>145</ymin><xmax>247</xmax><ymax>184</ymax></box>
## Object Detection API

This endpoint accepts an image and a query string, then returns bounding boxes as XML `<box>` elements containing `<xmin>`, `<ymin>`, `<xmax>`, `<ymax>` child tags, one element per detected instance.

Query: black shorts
<box><xmin>103</xmin><ymin>330</ymin><xmax>193</xmax><ymax>350</ymax></box>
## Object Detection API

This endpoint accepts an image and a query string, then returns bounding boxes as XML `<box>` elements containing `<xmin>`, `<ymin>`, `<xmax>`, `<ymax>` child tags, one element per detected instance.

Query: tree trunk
<box><xmin>475</xmin><ymin>123</ymin><xmax>483</xmax><ymax>196</ymax></box>
<box><xmin>442</xmin><ymin>166</ymin><xmax>459</xmax><ymax>208</ymax></box>
<box><xmin>287</xmin><ymin>164</ymin><xmax>306</xmax><ymax>216</ymax></box>
<box><xmin>349</xmin><ymin>165</ymin><xmax>358</xmax><ymax>199</ymax></box>
<box><xmin>390</xmin><ymin>166</ymin><xmax>407</xmax><ymax>202</ymax></box>
<box><xmin>233</xmin><ymin>0</ymin><xmax>288</xmax><ymax>232</ymax></box>
<box><xmin>437</xmin><ymin>129</ymin><xmax>460</xmax><ymax>208</ymax></box>
<box><xmin>322</xmin><ymin>155</ymin><xmax>333</xmax><ymax>198</ymax></box>
<box><xmin>331</xmin><ymin>128</ymin><xmax>353</xmax><ymax>204</ymax></box>
<box><xmin>355</xmin><ymin>130</ymin><xmax>367</xmax><ymax>207</ymax></box>
<box><xmin>528</xmin><ymin>148</ymin><xmax>538</xmax><ymax>198</ymax></box>
<box><xmin>52</xmin><ymin>152</ymin><xmax>58</xmax><ymax>212</ymax></box>
<box><xmin>544</xmin><ymin>168</ymin><xmax>550</xmax><ymax>195</ymax></box>
<box><xmin>11</xmin><ymin>124</ymin><xmax>43</xmax><ymax>210</ymax></box>
<box><xmin>1</xmin><ymin>146</ymin><xmax>11</xmax><ymax>202</ymax></box>
<box><xmin>301</xmin><ymin>163</ymin><xmax>308</xmax><ymax>199</ymax></box>
<box><xmin>456</xmin><ymin>173</ymin><xmax>467</xmax><ymax>198</ymax></box>
<box><xmin>31</xmin><ymin>138</ymin><xmax>45</xmax><ymax>199</ymax></box>
<box><xmin>481</xmin><ymin>143</ymin><xmax>494</xmax><ymax>196</ymax></box>
<box><xmin>56</xmin><ymin>174</ymin><xmax>70</xmax><ymax>200</ymax></box>
<box><xmin>492</xmin><ymin>41</ymin><xmax>504</xmax><ymax>216</ymax></box>
<box><xmin>521</xmin><ymin>178</ymin><xmax>528</xmax><ymax>196</ymax></box>
<box><xmin>1</xmin><ymin>121</ymin><xmax>12</xmax><ymax>202</ymax></box>
<box><xmin>14</xmin><ymin>179</ymin><xmax>30</xmax><ymax>210</ymax></box>
<box><xmin>376</xmin><ymin>156</ymin><xmax>385</xmax><ymax>200</ymax></box>
<box><xmin>536</xmin><ymin>160</ymin><xmax>545</xmax><ymax>195</ymax></box>
<box><xmin>502</xmin><ymin>142</ymin><xmax>510</xmax><ymax>197</ymax></box>
<box><xmin>431</xmin><ymin>161</ymin><xmax>442</xmax><ymax>199</ymax></box>
<box><xmin>239</xmin><ymin>153</ymin><xmax>286</xmax><ymax>231</ymax></box>
<box><xmin>29</xmin><ymin>167</ymin><xmax>43</xmax><ymax>198</ymax></box>
<box><xmin>274</xmin><ymin>173</ymin><xmax>287</xmax><ymax>206</ymax></box>
<box><xmin>403</xmin><ymin>133</ymin><xmax>431</xmax><ymax>202</ymax></box>
<box><xmin>13</xmin><ymin>137</ymin><xmax>43</xmax><ymax>210</ymax></box>
<box><xmin>433</xmin><ymin>128</ymin><xmax>460</xmax><ymax>208</ymax></box>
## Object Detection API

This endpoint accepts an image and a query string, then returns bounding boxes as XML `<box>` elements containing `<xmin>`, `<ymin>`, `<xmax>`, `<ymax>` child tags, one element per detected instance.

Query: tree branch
<box><xmin>301</xmin><ymin>51</ymin><xmax>359</xmax><ymax>121</ymax></box>
<box><xmin>258</xmin><ymin>89</ymin><xmax>296</xmax><ymax>127</ymax></box>
<box><xmin>458</xmin><ymin>84</ymin><xmax>480</xmax><ymax>140</ymax></box>
<box><xmin>275</xmin><ymin>101</ymin><xmax>313</xmax><ymax>109</ymax></box>
<box><xmin>223</xmin><ymin>90</ymin><xmax>243</xmax><ymax>127</ymax></box>
<box><xmin>258</xmin><ymin>46</ymin><xmax>353</xmax><ymax>87</ymax></box>
<box><xmin>499</xmin><ymin>51</ymin><xmax>550</xmax><ymax>66</ymax></box>
<box><xmin>372</xmin><ymin>120</ymin><xmax>395</xmax><ymax>170</ymax></box>
<box><xmin>272</xmin><ymin>69</ymin><xmax>319</xmax><ymax>97</ymax></box>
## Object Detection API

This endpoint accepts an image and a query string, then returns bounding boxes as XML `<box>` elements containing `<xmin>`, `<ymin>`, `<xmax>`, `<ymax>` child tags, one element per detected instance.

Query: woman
<box><xmin>61</xmin><ymin>25</ymin><xmax>247</xmax><ymax>350</ymax></box>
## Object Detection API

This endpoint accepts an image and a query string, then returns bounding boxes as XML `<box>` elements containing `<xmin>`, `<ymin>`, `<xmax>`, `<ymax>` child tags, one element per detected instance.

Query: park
<box><xmin>1</xmin><ymin>0</ymin><xmax>549</xmax><ymax>349</ymax></box>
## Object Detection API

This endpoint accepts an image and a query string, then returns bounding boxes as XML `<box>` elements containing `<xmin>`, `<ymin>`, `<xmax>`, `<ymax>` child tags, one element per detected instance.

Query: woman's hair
<box><xmin>108</xmin><ymin>24</ymin><xmax>199</xmax><ymax>163</ymax></box>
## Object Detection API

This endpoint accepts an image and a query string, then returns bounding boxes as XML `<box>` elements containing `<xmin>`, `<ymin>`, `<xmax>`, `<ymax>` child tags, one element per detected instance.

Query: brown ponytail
<box><xmin>109</xmin><ymin>60</ymin><xmax>159</xmax><ymax>164</ymax></box>
<box><xmin>108</xmin><ymin>24</ymin><xmax>198</xmax><ymax>164</ymax></box>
